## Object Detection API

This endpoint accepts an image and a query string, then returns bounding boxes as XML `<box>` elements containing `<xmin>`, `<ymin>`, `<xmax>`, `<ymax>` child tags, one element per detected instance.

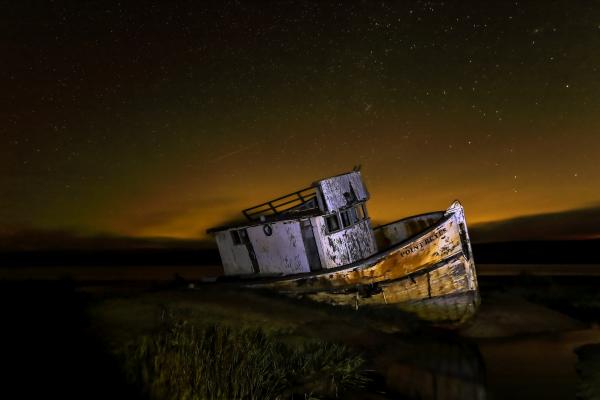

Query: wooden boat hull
<box><xmin>250</xmin><ymin>201</ymin><xmax>480</xmax><ymax>325</ymax></box>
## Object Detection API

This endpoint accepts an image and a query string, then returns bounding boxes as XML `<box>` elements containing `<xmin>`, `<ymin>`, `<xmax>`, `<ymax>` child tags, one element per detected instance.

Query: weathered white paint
<box><xmin>316</xmin><ymin>171</ymin><xmax>369</xmax><ymax>213</ymax></box>
<box><xmin>214</xmin><ymin>230</ymin><xmax>255</xmax><ymax>275</ymax></box>
<box><xmin>252</xmin><ymin>202</ymin><xmax>471</xmax><ymax>292</ymax></box>
<box><xmin>374</xmin><ymin>212</ymin><xmax>445</xmax><ymax>251</ymax></box>
<box><xmin>445</xmin><ymin>200</ymin><xmax>479</xmax><ymax>292</ymax></box>
<box><xmin>247</xmin><ymin>220</ymin><xmax>311</xmax><ymax>275</ymax></box>
<box><xmin>248</xmin><ymin>200</ymin><xmax>480</xmax><ymax>325</ymax></box>
<box><xmin>311</xmin><ymin>217</ymin><xmax>378</xmax><ymax>269</ymax></box>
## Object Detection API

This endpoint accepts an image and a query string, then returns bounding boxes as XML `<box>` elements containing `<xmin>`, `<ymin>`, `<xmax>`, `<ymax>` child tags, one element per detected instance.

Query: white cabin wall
<box><xmin>318</xmin><ymin>172</ymin><xmax>368</xmax><ymax>213</ymax></box>
<box><xmin>214</xmin><ymin>231</ymin><xmax>255</xmax><ymax>275</ymax></box>
<box><xmin>247</xmin><ymin>221</ymin><xmax>310</xmax><ymax>275</ymax></box>
<box><xmin>311</xmin><ymin>217</ymin><xmax>377</xmax><ymax>269</ymax></box>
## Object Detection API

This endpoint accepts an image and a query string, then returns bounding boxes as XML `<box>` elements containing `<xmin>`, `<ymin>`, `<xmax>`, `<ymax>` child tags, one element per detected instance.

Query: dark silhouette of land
<box><xmin>473</xmin><ymin>239</ymin><xmax>600</xmax><ymax>264</ymax></box>
<box><xmin>1</xmin><ymin>280</ymin><xmax>142</xmax><ymax>399</ymax></box>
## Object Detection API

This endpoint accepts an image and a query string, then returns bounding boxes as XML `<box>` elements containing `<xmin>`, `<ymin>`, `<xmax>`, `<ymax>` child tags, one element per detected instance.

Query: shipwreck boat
<box><xmin>207</xmin><ymin>170</ymin><xmax>479</xmax><ymax>325</ymax></box>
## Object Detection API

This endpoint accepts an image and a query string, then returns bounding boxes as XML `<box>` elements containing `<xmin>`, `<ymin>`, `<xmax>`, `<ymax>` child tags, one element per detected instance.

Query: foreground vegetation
<box><xmin>576</xmin><ymin>344</ymin><xmax>600</xmax><ymax>400</ymax></box>
<box><xmin>119</xmin><ymin>316</ymin><xmax>369</xmax><ymax>400</ymax></box>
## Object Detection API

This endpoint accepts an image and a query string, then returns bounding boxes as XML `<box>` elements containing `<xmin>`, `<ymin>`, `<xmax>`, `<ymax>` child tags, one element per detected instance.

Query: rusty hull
<box><xmin>250</xmin><ymin>201</ymin><xmax>480</xmax><ymax>324</ymax></box>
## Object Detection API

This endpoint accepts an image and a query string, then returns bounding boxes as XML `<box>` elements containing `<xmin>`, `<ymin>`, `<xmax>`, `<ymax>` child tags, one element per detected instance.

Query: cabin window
<box><xmin>355</xmin><ymin>203</ymin><xmax>366</xmax><ymax>220</ymax></box>
<box><xmin>340</xmin><ymin>210</ymin><xmax>351</xmax><ymax>228</ymax></box>
<box><xmin>350</xmin><ymin>207</ymin><xmax>361</xmax><ymax>223</ymax></box>
<box><xmin>325</xmin><ymin>214</ymin><xmax>340</xmax><ymax>233</ymax></box>
<box><xmin>230</xmin><ymin>230</ymin><xmax>241</xmax><ymax>245</ymax></box>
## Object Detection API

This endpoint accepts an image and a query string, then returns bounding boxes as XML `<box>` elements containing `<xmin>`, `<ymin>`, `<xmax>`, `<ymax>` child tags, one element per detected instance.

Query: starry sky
<box><xmin>3</xmin><ymin>1</ymin><xmax>600</xmax><ymax>240</ymax></box>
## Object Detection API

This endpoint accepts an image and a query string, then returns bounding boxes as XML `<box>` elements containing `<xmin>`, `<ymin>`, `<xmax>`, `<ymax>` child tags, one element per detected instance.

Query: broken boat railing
<box><xmin>242</xmin><ymin>186</ymin><xmax>318</xmax><ymax>221</ymax></box>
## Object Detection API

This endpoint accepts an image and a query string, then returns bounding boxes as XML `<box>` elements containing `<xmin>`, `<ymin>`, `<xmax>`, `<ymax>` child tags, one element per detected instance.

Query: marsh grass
<box><xmin>576</xmin><ymin>344</ymin><xmax>600</xmax><ymax>400</ymax></box>
<box><xmin>120</xmin><ymin>317</ymin><xmax>369</xmax><ymax>400</ymax></box>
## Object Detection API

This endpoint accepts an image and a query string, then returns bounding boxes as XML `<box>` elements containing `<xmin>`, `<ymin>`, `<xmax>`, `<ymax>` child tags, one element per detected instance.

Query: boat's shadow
<box><xmin>246</xmin><ymin>287</ymin><xmax>487</xmax><ymax>399</ymax></box>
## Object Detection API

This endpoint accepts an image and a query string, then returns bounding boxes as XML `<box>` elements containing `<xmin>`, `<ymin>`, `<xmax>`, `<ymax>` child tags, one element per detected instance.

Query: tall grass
<box><xmin>576</xmin><ymin>344</ymin><xmax>600</xmax><ymax>400</ymax></box>
<box><xmin>120</xmin><ymin>319</ymin><xmax>368</xmax><ymax>399</ymax></box>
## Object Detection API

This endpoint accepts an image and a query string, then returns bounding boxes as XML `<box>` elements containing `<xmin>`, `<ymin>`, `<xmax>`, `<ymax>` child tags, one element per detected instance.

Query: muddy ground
<box><xmin>1</xmin><ymin>274</ymin><xmax>599</xmax><ymax>399</ymax></box>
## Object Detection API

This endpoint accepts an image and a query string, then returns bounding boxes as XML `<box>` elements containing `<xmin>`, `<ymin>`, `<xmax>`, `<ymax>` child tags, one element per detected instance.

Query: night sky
<box><xmin>3</xmin><ymin>1</ymin><xmax>600</xmax><ymax>240</ymax></box>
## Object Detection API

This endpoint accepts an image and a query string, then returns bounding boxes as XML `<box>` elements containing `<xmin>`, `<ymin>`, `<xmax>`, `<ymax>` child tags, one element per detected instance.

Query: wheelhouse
<box><xmin>207</xmin><ymin>171</ymin><xmax>378</xmax><ymax>276</ymax></box>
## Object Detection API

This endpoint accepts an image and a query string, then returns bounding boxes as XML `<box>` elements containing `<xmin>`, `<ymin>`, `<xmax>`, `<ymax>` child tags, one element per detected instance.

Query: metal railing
<box><xmin>242</xmin><ymin>187</ymin><xmax>319</xmax><ymax>221</ymax></box>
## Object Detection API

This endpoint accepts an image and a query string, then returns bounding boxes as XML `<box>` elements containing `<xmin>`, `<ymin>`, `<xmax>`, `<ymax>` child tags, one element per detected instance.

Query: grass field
<box><xmin>2</xmin><ymin>273</ymin><xmax>600</xmax><ymax>399</ymax></box>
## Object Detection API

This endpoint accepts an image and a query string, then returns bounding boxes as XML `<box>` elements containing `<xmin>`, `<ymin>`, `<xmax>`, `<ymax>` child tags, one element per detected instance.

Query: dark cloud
<box><xmin>470</xmin><ymin>205</ymin><xmax>600</xmax><ymax>243</ymax></box>
<box><xmin>122</xmin><ymin>197</ymin><xmax>239</xmax><ymax>233</ymax></box>
<box><xmin>0</xmin><ymin>228</ymin><xmax>214</xmax><ymax>252</ymax></box>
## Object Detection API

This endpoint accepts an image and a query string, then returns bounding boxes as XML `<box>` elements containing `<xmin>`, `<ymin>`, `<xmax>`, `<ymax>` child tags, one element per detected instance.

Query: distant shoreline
<box><xmin>477</xmin><ymin>264</ymin><xmax>600</xmax><ymax>276</ymax></box>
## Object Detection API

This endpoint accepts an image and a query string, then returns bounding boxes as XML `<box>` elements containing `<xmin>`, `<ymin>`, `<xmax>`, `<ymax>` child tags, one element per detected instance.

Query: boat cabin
<box><xmin>207</xmin><ymin>171</ymin><xmax>379</xmax><ymax>276</ymax></box>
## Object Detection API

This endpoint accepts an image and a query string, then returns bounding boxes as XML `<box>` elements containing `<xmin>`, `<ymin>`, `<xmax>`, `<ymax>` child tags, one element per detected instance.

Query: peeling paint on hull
<box><xmin>249</xmin><ymin>201</ymin><xmax>480</xmax><ymax>325</ymax></box>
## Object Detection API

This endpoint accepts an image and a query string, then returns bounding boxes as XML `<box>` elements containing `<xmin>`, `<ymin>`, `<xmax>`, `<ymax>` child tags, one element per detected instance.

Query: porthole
<box><xmin>263</xmin><ymin>224</ymin><xmax>273</xmax><ymax>236</ymax></box>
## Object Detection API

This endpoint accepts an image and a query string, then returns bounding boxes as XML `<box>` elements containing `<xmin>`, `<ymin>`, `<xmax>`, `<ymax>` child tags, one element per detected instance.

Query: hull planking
<box><xmin>249</xmin><ymin>201</ymin><xmax>480</xmax><ymax>325</ymax></box>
